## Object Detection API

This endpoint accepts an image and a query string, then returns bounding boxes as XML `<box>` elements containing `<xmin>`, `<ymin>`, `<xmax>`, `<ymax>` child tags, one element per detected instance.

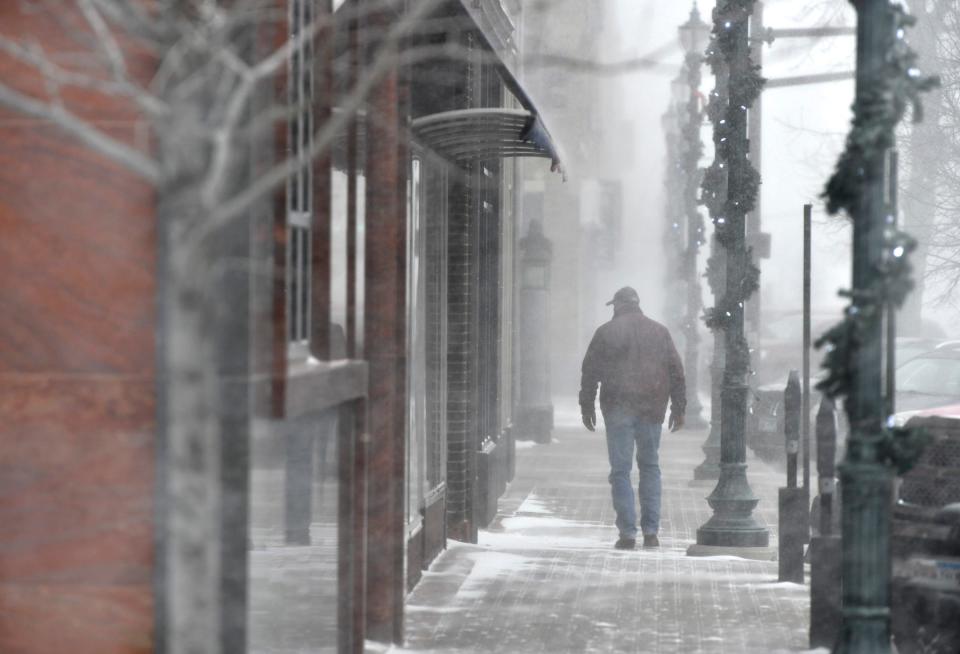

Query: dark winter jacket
<box><xmin>579</xmin><ymin>305</ymin><xmax>686</xmax><ymax>423</ymax></box>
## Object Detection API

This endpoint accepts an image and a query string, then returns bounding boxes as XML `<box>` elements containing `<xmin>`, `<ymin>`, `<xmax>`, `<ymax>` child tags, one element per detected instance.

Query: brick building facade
<box><xmin>0</xmin><ymin>0</ymin><xmax>560</xmax><ymax>652</ymax></box>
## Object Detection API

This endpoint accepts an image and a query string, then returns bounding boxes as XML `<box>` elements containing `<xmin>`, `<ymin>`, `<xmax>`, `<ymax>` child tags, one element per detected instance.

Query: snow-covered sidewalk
<box><xmin>397</xmin><ymin>409</ymin><xmax>817</xmax><ymax>653</ymax></box>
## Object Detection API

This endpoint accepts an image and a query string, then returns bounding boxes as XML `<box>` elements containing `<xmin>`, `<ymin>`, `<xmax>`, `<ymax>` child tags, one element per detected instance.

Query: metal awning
<box><xmin>411</xmin><ymin>108</ymin><xmax>563</xmax><ymax>173</ymax></box>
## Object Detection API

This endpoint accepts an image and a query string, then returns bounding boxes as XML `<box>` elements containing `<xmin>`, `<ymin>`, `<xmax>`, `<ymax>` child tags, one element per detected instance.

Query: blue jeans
<box><xmin>604</xmin><ymin>411</ymin><xmax>662</xmax><ymax>539</ymax></box>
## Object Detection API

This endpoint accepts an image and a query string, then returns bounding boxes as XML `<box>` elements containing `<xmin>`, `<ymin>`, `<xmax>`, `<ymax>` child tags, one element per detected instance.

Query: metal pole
<box><xmin>683</xmin><ymin>45</ymin><xmax>707</xmax><ymax>429</ymax></box>
<box><xmin>662</xmin><ymin>104</ymin><xmax>687</xmax><ymax>339</ymax></box>
<box><xmin>818</xmin><ymin>2</ymin><xmax>936</xmax><ymax>651</ymax></box>
<box><xmin>886</xmin><ymin>151</ymin><xmax>898</xmax><ymax>417</ymax></box>
<box><xmin>693</xmin><ymin>0</ymin><xmax>728</xmax><ymax>482</ymax></box>
<box><xmin>836</xmin><ymin>2</ymin><xmax>895</xmax><ymax>650</ymax></box>
<box><xmin>695</xmin><ymin>240</ymin><xmax>725</xmax><ymax>481</ymax></box>
<box><xmin>746</xmin><ymin>1</ymin><xmax>764</xmax><ymax>342</ymax></box>
<box><xmin>803</xmin><ymin>204</ymin><xmax>812</xmax><ymax>502</ymax></box>
<box><xmin>691</xmin><ymin>0</ymin><xmax>769</xmax><ymax>551</ymax></box>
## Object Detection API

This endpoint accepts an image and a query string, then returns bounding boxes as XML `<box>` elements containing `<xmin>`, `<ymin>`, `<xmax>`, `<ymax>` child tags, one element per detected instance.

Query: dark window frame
<box><xmin>286</xmin><ymin>0</ymin><xmax>314</xmax><ymax>358</ymax></box>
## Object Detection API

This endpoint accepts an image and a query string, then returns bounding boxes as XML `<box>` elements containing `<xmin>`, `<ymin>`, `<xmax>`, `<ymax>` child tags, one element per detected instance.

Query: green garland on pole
<box><xmin>700</xmin><ymin>33</ymin><xmax>727</xmax><ymax>309</ymax></box>
<box><xmin>692</xmin><ymin>0</ymin><xmax>770</xmax><ymax>550</ymax></box>
<box><xmin>702</xmin><ymin>0</ymin><xmax>765</xmax><ymax>340</ymax></box>
<box><xmin>824</xmin><ymin>7</ymin><xmax>938</xmax><ymax>217</ymax></box>
<box><xmin>817</xmin><ymin>3</ymin><xmax>938</xmax><ymax>472</ymax></box>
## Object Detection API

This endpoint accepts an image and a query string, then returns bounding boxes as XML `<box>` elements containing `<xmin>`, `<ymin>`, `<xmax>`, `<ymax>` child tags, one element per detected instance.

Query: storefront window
<box><xmin>407</xmin><ymin>157</ymin><xmax>426</xmax><ymax>527</ymax></box>
<box><xmin>331</xmin><ymin>163</ymin><xmax>365</xmax><ymax>358</ymax></box>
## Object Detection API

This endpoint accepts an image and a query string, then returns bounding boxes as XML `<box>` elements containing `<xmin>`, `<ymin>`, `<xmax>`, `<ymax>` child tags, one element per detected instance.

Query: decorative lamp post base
<box><xmin>684</xmin><ymin>407</ymin><xmax>709</xmax><ymax>430</ymax></box>
<box><xmin>516</xmin><ymin>404</ymin><xmax>554</xmax><ymax>444</ymax></box>
<box><xmin>693</xmin><ymin>449</ymin><xmax>721</xmax><ymax>481</ymax></box>
<box><xmin>834</xmin><ymin>461</ymin><xmax>894</xmax><ymax>654</ymax></box>
<box><xmin>692</xmin><ymin>422</ymin><xmax>721</xmax><ymax>481</ymax></box>
<box><xmin>692</xmin><ymin>463</ymin><xmax>770</xmax><ymax>548</ymax></box>
<box><xmin>693</xmin><ymin>360</ymin><xmax>724</xmax><ymax>481</ymax></box>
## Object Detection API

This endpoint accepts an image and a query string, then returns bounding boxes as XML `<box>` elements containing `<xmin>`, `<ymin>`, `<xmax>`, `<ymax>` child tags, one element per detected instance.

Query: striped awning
<box><xmin>411</xmin><ymin>108</ymin><xmax>563</xmax><ymax>174</ymax></box>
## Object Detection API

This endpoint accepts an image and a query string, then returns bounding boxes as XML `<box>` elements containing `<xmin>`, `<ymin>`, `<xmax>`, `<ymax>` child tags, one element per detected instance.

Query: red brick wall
<box><xmin>0</xmin><ymin>6</ymin><xmax>157</xmax><ymax>653</ymax></box>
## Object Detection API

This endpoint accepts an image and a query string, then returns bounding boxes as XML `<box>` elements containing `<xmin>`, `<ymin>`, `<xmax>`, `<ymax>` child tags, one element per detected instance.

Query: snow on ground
<box><xmin>553</xmin><ymin>398</ymin><xmax>584</xmax><ymax>429</ymax></box>
<box><xmin>397</xmin><ymin>426</ymin><xmax>811</xmax><ymax>653</ymax></box>
<box><xmin>516</xmin><ymin>495</ymin><xmax>553</xmax><ymax>514</ymax></box>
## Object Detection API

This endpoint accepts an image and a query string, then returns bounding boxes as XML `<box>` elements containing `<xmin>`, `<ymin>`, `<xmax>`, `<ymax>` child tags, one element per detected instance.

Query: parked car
<box><xmin>751</xmin><ymin>311</ymin><xmax>837</xmax><ymax>387</ymax></box>
<box><xmin>892</xmin><ymin>349</ymin><xmax>960</xmax><ymax>425</ymax></box>
<box><xmin>890</xmin><ymin>417</ymin><xmax>960</xmax><ymax>654</ymax></box>
<box><xmin>748</xmin><ymin>338</ymin><xmax>947</xmax><ymax>466</ymax></box>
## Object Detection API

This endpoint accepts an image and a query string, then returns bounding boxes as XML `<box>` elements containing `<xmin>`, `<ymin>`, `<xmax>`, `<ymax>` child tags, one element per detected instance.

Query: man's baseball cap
<box><xmin>606</xmin><ymin>286</ymin><xmax>640</xmax><ymax>306</ymax></box>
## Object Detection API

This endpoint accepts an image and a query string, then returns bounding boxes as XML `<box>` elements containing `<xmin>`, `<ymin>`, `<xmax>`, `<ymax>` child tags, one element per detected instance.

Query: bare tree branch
<box><xmin>0</xmin><ymin>32</ymin><xmax>170</xmax><ymax>117</ymax></box>
<box><xmin>77</xmin><ymin>0</ymin><xmax>128</xmax><ymax>81</ymax></box>
<box><xmin>0</xmin><ymin>77</ymin><xmax>159</xmax><ymax>182</ymax></box>
<box><xmin>204</xmin><ymin>0</ymin><xmax>444</xmax><ymax>232</ymax></box>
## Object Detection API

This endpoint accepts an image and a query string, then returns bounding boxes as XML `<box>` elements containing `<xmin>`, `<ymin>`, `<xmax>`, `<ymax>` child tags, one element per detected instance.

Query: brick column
<box><xmin>363</xmin><ymin>10</ymin><xmax>407</xmax><ymax>642</ymax></box>
<box><xmin>445</xmin><ymin>172</ymin><xmax>479</xmax><ymax>543</ymax></box>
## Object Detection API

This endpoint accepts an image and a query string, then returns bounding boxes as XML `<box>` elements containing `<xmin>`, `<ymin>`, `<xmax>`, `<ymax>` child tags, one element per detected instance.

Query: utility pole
<box><xmin>689</xmin><ymin>0</ymin><xmax>769</xmax><ymax>552</ymax></box>
<box><xmin>817</xmin><ymin>2</ymin><xmax>937</xmax><ymax>651</ymax></box>
<box><xmin>745</xmin><ymin>15</ymin><xmax>855</xmax><ymax>365</ymax></box>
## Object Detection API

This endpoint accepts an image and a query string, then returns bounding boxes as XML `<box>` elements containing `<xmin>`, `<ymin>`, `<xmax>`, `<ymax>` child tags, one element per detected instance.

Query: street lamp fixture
<box><xmin>679</xmin><ymin>4</ymin><xmax>711</xmax><ymax>57</ymax></box>
<box><xmin>676</xmin><ymin>2</ymin><xmax>709</xmax><ymax>432</ymax></box>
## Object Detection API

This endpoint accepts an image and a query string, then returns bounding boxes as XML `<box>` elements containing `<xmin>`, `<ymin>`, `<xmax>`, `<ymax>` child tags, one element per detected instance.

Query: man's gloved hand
<box><xmin>582</xmin><ymin>407</ymin><xmax>596</xmax><ymax>432</ymax></box>
<box><xmin>668</xmin><ymin>411</ymin><xmax>685</xmax><ymax>433</ymax></box>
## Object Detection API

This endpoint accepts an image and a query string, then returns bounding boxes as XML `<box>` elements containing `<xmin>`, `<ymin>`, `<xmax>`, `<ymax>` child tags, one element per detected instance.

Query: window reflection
<box><xmin>248</xmin><ymin>410</ymin><xmax>339</xmax><ymax>653</ymax></box>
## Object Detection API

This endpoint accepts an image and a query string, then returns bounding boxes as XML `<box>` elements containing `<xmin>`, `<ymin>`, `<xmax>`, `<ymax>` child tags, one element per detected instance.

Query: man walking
<box><xmin>580</xmin><ymin>286</ymin><xmax>686</xmax><ymax>550</ymax></box>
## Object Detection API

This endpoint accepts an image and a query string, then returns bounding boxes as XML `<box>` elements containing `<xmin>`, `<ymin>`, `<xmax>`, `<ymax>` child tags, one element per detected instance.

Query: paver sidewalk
<box><xmin>396</xmin><ymin>405</ymin><xmax>818</xmax><ymax>654</ymax></box>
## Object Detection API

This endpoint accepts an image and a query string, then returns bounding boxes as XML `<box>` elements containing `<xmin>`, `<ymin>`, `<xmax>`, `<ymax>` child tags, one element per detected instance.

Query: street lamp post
<box><xmin>817</xmin><ymin>2</ymin><xmax>937</xmax><ymax>652</ymax></box>
<box><xmin>693</xmin><ymin>2</ymin><xmax>729</xmax><ymax>482</ymax></box>
<box><xmin>662</xmin><ymin>86</ymin><xmax>686</xmax><ymax>338</ymax></box>
<box><xmin>690</xmin><ymin>0</ymin><xmax>769</xmax><ymax>553</ymax></box>
<box><xmin>679</xmin><ymin>4</ymin><xmax>711</xmax><ymax>430</ymax></box>
<box><xmin>517</xmin><ymin>219</ymin><xmax>554</xmax><ymax>444</ymax></box>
